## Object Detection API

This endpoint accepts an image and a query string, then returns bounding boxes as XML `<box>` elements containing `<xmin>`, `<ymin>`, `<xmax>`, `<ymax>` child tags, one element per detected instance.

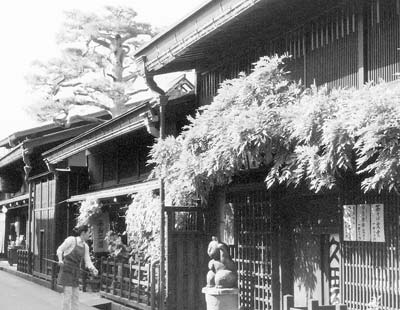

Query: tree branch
<box><xmin>122</xmin><ymin>45</ymin><xmax>131</xmax><ymax>55</ymax></box>
<box><xmin>126</xmin><ymin>88</ymin><xmax>148</xmax><ymax>96</ymax></box>
<box><xmin>122</xmin><ymin>73</ymin><xmax>138</xmax><ymax>83</ymax></box>
<box><xmin>70</xmin><ymin>114</ymin><xmax>108</xmax><ymax>124</ymax></box>
<box><xmin>67</xmin><ymin>100</ymin><xmax>112</xmax><ymax>112</ymax></box>
<box><xmin>121</xmin><ymin>34</ymin><xmax>136</xmax><ymax>43</ymax></box>
<box><xmin>90</xmin><ymin>36</ymin><xmax>110</xmax><ymax>49</ymax></box>
<box><xmin>61</xmin><ymin>82</ymin><xmax>82</xmax><ymax>88</ymax></box>
<box><xmin>107</xmin><ymin>73</ymin><xmax>117</xmax><ymax>82</ymax></box>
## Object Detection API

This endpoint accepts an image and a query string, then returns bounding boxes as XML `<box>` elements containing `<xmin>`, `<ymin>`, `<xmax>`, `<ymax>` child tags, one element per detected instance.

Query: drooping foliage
<box><xmin>77</xmin><ymin>197</ymin><xmax>102</xmax><ymax>226</ymax></box>
<box><xmin>26</xmin><ymin>6</ymin><xmax>155</xmax><ymax>126</ymax></box>
<box><xmin>149</xmin><ymin>54</ymin><xmax>400</xmax><ymax>206</ymax></box>
<box><xmin>125</xmin><ymin>190</ymin><xmax>160</xmax><ymax>261</ymax></box>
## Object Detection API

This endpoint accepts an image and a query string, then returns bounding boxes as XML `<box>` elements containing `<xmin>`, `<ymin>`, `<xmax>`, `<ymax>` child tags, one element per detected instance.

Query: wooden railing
<box><xmin>283</xmin><ymin>295</ymin><xmax>348</xmax><ymax>310</ymax></box>
<box><xmin>16</xmin><ymin>249</ymin><xmax>31</xmax><ymax>274</ymax></box>
<box><xmin>100</xmin><ymin>257</ymin><xmax>160</xmax><ymax>310</ymax></box>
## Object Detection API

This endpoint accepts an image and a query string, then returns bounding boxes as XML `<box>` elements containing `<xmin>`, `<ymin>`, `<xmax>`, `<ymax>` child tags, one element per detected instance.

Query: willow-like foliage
<box><xmin>125</xmin><ymin>190</ymin><xmax>160</xmax><ymax>261</ymax></box>
<box><xmin>149</xmin><ymin>55</ymin><xmax>400</xmax><ymax>206</ymax></box>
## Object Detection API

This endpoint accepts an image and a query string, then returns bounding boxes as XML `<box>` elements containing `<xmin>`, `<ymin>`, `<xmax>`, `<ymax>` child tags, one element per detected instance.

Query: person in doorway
<box><xmin>57</xmin><ymin>225</ymin><xmax>98</xmax><ymax>310</ymax></box>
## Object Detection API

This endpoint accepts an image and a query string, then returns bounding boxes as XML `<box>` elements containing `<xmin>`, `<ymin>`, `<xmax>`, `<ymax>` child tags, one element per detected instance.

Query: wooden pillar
<box><xmin>271</xmin><ymin>196</ymin><xmax>281</xmax><ymax>310</ymax></box>
<box><xmin>280</xmin><ymin>212</ymin><xmax>294</xmax><ymax>300</ymax></box>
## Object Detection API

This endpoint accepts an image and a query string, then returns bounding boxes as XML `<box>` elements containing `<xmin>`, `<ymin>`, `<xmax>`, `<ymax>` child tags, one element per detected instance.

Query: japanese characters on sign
<box><xmin>343</xmin><ymin>205</ymin><xmax>357</xmax><ymax>241</ymax></box>
<box><xmin>356</xmin><ymin>204</ymin><xmax>371</xmax><ymax>241</ymax></box>
<box><xmin>343</xmin><ymin>204</ymin><xmax>385</xmax><ymax>242</ymax></box>
<box><xmin>92</xmin><ymin>212</ymin><xmax>110</xmax><ymax>252</ymax></box>
<box><xmin>329</xmin><ymin>234</ymin><xmax>341</xmax><ymax>305</ymax></box>
<box><xmin>370</xmin><ymin>204</ymin><xmax>385</xmax><ymax>242</ymax></box>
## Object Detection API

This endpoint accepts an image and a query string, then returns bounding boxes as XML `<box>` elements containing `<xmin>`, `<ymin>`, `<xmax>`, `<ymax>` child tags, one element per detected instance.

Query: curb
<box><xmin>0</xmin><ymin>265</ymin><xmax>55</xmax><ymax>290</ymax></box>
<box><xmin>0</xmin><ymin>265</ymin><xmax>100</xmax><ymax>309</ymax></box>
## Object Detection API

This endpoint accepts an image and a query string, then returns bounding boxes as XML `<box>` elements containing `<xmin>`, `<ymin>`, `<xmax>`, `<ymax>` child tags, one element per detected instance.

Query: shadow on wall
<box><xmin>286</xmin><ymin>194</ymin><xmax>339</xmax><ymax>305</ymax></box>
<box><xmin>293</xmin><ymin>230</ymin><xmax>319</xmax><ymax>295</ymax></box>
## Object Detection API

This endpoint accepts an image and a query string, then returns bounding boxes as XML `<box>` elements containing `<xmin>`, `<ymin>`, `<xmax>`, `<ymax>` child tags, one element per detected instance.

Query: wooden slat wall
<box><xmin>306</xmin><ymin>7</ymin><xmax>359</xmax><ymax>89</ymax></box>
<box><xmin>341</xmin><ymin>187</ymin><xmax>400</xmax><ymax>310</ymax></box>
<box><xmin>367</xmin><ymin>0</ymin><xmax>400</xmax><ymax>83</ymax></box>
<box><xmin>198</xmin><ymin>1</ymin><xmax>399</xmax><ymax>107</ymax></box>
<box><xmin>226</xmin><ymin>188</ymin><xmax>273</xmax><ymax>310</ymax></box>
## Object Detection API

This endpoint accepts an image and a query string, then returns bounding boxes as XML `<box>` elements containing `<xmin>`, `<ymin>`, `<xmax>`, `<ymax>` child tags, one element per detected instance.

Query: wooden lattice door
<box><xmin>227</xmin><ymin>188</ymin><xmax>275</xmax><ymax>310</ymax></box>
<box><xmin>166</xmin><ymin>207</ymin><xmax>208</xmax><ymax>310</ymax></box>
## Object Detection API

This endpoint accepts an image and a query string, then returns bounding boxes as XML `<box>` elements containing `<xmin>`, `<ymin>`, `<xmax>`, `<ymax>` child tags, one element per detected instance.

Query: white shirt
<box><xmin>56</xmin><ymin>236</ymin><xmax>95</xmax><ymax>270</ymax></box>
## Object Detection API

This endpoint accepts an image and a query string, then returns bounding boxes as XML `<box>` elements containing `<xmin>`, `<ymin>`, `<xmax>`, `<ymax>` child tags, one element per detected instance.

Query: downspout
<box><xmin>27</xmin><ymin>182</ymin><xmax>33</xmax><ymax>274</ymax></box>
<box><xmin>22</xmin><ymin>145</ymin><xmax>33</xmax><ymax>273</ymax></box>
<box><xmin>137</xmin><ymin>55</ymin><xmax>167</xmax><ymax>310</ymax></box>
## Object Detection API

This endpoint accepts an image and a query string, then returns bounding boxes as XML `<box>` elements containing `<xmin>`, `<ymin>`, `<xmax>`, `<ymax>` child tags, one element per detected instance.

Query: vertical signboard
<box><xmin>356</xmin><ymin>204</ymin><xmax>371</xmax><ymax>241</ymax></box>
<box><xmin>92</xmin><ymin>212</ymin><xmax>110</xmax><ymax>252</ymax></box>
<box><xmin>370</xmin><ymin>204</ymin><xmax>385</xmax><ymax>242</ymax></box>
<box><xmin>329</xmin><ymin>234</ymin><xmax>341</xmax><ymax>305</ymax></box>
<box><xmin>343</xmin><ymin>205</ymin><xmax>357</xmax><ymax>241</ymax></box>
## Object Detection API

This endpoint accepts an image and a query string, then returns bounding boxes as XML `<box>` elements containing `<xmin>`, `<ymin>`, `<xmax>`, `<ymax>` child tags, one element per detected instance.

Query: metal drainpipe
<box><xmin>144</xmin><ymin>71</ymin><xmax>167</xmax><ymax>310</ymax></box>
<box><xmin>158</xmin><ymin>95</ymin><xmax>167</xmax><ymax>310</ymax></box>
<box><xmin>27</xmin><ymin>181</ymin><xmax>32</xmax><ymax>274</ymax></box>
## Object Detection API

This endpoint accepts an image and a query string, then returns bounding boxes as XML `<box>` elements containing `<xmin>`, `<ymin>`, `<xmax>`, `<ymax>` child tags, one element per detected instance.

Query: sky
<box><xmin>0</xmin><ymin>0</ymin><xmax>206</xmax><ymax>138</ymax></box>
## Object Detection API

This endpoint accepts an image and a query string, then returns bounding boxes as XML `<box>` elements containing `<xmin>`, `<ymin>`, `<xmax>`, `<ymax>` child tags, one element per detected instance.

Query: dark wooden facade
<box><xmin>134</xmin><ymin>1</ymin><xmax>400</xmax><ymax>310</ymax></box>
<box><xmin>0</xmin><ymin>123</ymin><xmax>97</xmax><ymax>266</ymax></box>
<box><xmin>197</xmin><ymin>0</ymin><xmax>400</xmax><ymax>107</ymax></box>
<box><xmin>40</xmin><ymin>82</ymin><xmax>196</xmax><ymax>307</ymax></box>
<box><xmin>86</xmin><ymin>129</ymin><xmax>155</xmax><ymax>191</ymax></box>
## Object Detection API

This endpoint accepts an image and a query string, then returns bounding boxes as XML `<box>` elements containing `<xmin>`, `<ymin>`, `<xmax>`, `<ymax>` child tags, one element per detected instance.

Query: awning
<box><xmin>67</xmin><ymin>180</ymin><xmax>159</xmax><ymax>203</ymax></box>
<box><xmin>0</xmin><ymin>144</ymin><xmax>23</xmax><ymax>169</ymax></box>
<box><xmin>0</xmin><ymin>124</ymin><xmax>98</xmax><ymax>169</ymax></box>
<box><xmin>43</xmin><ymin>105</ymin><xmax>149</xmax><ymax>165</ymax></box>
<box><xmin>134</xmin><ymin>0</ymin><xmax>263</xmax><ymax>74</ymax></box>
<box><xmin>0</xmin><ymin>193</ymin><xmax>30</xmax><ymax>208</ymax></box>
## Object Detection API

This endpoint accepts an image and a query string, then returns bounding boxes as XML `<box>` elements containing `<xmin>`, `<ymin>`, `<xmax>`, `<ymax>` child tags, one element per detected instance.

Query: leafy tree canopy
<box><xmin>149</xmin><ymin>55</ymin><xmax>400</xmax><ymax>205</ymax></box>
<box><xmin>27</xmin><ymin>6</ymin><xmax>155</xmax><ymax>127</ymax></box>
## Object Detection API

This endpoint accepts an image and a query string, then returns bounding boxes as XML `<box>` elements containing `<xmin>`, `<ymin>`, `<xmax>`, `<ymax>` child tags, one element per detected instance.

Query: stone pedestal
<box><xmin>202</xmin><ymin>287</ymin><xmax>239</xmax><ymax>310</ymax></box>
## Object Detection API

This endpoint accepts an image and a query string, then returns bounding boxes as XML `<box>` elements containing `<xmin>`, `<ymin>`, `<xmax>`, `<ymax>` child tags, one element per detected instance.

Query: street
<box><xmin>0</xmin><ymin>270</ymin><xmax>95</xmax><ymax>310</ymax></box>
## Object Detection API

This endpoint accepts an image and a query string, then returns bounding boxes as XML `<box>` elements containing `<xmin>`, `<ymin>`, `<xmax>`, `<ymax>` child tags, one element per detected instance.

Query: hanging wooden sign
<box><xmin>370</xmin><ymin>204</ymin><xmax>385</xmax><ymax>242</ymax></box>
<box><xmin>343</xmin><ymin>205</ymin><xmax>357</xmax><ymax>241</ymax></box>
<box><xmin>92</xmin><ymin>212</ymin><xmax>110</xmax><ymax>252</ymax></box>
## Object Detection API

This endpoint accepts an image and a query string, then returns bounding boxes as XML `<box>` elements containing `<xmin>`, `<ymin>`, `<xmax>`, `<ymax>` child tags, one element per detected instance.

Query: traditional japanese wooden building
<box><xmin>134</xmin><ymin>1</ymin><xmax>400</xmax><ymax>310</ymax></box>
<box><xmin>42</xmin><ymin>75</ymin><xmax>195</xmax><ymax>307</ymax></box>
<box><xmin>0</xmin><ymin>121</ymin><xmax>100</xmax><ymax>274</ymax></box>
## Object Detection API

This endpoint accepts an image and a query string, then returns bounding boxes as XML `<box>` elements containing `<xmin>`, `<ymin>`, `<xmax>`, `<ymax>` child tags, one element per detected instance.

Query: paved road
<box><xmin>0</xmin><ymin>270</ymin><xmax>95</xmax><ymax>310</ymax></box>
